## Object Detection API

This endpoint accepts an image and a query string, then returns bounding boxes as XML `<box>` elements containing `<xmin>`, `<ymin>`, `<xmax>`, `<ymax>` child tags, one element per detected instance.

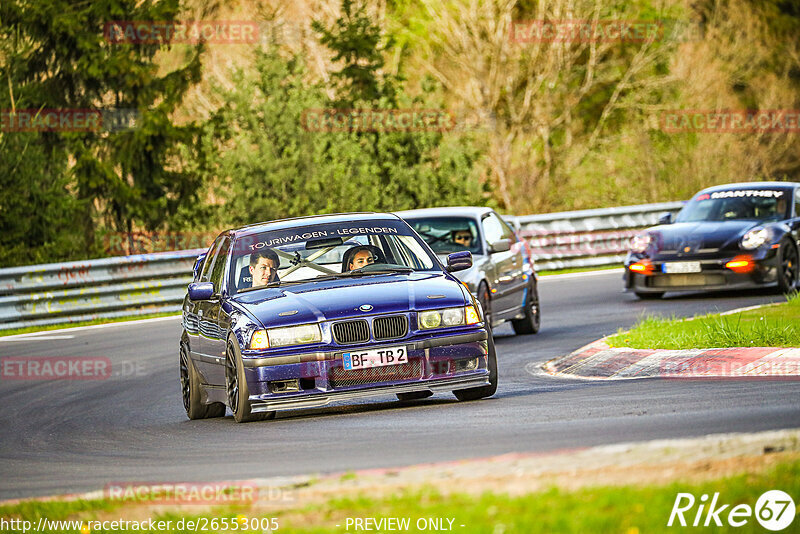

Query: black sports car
<box><xmin>624</xmin><ymin>181</ymin><xmax>800</xmax><ymax>298</ymax></box>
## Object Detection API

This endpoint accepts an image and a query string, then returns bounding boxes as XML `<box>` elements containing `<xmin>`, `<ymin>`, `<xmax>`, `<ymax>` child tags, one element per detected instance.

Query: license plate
<box><xmin>342</xmin><ymin>346</ymin><xmax>408</xmax><ymax>370</ymax></box>
<box><xmin>662</xmin><ymin>261</ymin><xmax>702</xmax><ymax>274</ymax></box>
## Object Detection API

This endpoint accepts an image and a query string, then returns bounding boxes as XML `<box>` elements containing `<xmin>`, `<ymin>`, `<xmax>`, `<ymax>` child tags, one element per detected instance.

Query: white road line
<box><xmin>718</xmin><ymin>303</ymin><xmax>780</xmax><ymax>316</ymax></box>
<box><xmin>0</xmin><ymin>315</ymin><xmax>180</xmax><ymax>340</ymax></box>
<box><xmin>0</xmin><ymin>335</ymin><xmax>75</xmax><ymax>342</ymax></box>
<box><xmin>539</xmin><ymin>268</ymin><xmax>624</xmax><ymax>281</ymax></box>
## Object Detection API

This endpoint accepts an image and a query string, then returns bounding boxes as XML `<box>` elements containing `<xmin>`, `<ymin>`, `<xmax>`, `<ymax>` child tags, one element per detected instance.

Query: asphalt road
<box><xmin>1</xmin><ymin>270</ymin><xmax>799</xmax><ymax>500</ymax></box>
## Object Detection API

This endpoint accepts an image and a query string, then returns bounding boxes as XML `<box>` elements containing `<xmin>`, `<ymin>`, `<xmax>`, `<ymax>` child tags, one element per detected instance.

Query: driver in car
<box><xmin>451</xmin><ymin>228</ymin><xmax>474</xmax><ymax>248</ymax></box>
<box><xmin>249</xmin><ymin>249</ymin><xmax>280</xmax><ymax>287</ymax></box>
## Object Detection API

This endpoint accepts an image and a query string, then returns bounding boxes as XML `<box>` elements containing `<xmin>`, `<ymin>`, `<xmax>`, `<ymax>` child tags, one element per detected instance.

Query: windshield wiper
<box><xmin>346</xmin><ymin>266</ymin><xmax>414</xmax><ymax>276</ymax></box>
<box><xmin>311</xmin><ymin>266</ymin><xmax>414</xmax><ymax>281</ymax></box>
<box><xmin>237</xmin><ymin>279</ymin><xmax>305</xmax><ymax>293</ymax></box>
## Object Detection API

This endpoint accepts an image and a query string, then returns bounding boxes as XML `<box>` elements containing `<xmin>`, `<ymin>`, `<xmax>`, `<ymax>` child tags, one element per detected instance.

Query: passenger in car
<box><xmin>249</xmin><ymin>249</ymin><xmax>280</xmax><ymax>287</ymax></box>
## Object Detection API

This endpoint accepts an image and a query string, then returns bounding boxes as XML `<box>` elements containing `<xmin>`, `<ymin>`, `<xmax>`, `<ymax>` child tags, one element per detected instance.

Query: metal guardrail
<box><xmin>0</xmin><ymin>250</ymin><xmax>204</xmax><ymax>330</ymax></box>
<box><xmin>509</xmin><ymin>201</ymin><xmax>684</xmax><ymax>271</ymax></box>
<box><xmin>0</xmin><ymin>201</ymin><xmax>685</xmax><ymax>331</ymax></box>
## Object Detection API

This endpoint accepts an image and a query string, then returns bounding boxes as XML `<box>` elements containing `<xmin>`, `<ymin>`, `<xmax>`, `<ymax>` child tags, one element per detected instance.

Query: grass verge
<box><xmin>607</xmin><ymin>293</ymin><xmax>800</xmax><ymax>349</ymax></box>
<box><xmin>0</xmin><ymin>312</ymin><xmax>180</xmax><ymax>337</ymax></box>
<box><xmin>1</xmin><ymin>457</ymin><xmax>797</xmax><ymax>533</ymax></box>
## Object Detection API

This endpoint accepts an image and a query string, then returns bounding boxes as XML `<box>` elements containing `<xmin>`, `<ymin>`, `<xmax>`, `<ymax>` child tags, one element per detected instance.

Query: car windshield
<box><xmin>229</xmin><ymin>220</ymin><xmax>438</xmax><ymax>295</ymax></box>
<box><xmin>676</xmin><ymin>189</ymin><xmax>790</xmax><ymax>223</ymax></box>
<box><xmin>404</xmin><ymin>217</ymin><xmax>481</xmax><ymax>255</ymax></box>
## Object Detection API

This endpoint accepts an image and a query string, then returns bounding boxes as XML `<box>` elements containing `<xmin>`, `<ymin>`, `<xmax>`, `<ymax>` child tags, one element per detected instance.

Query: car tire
<box><xmin>511</xmin><ymin>281</ymin><xmax>540</xmax><ymax>335</ymax></box>
<box><xmin>453</xmin><ymin>333</ymin><xmax>498</xmax><ymax>401</ymax></box>
<box><xmin>635</xmin><ymin>291</ymin><xmax>664</xmax><ymax>300</ymax></box>
<box><xmin>225</xmin><ymin>336</ymin><xmax>275</xmax><ymax>423</ymax></box>
<box><xmin>478</xmin><ymin>281</ymin><xmax>493</xmax><ymax>328</ymax></box>
<box><xmin>396</xmin><ymin>391</ymin><xmax>434</xmax><ymax>401</ymax></box>
<box><xmin>180</xmin><ymin>341</ymin><xmax>225</xmax><ymax>420</ymax></box>
<box><xmin>777</xmin><ymin>239</ymin><xmax>799</xmax><ymax>293</ymax></box>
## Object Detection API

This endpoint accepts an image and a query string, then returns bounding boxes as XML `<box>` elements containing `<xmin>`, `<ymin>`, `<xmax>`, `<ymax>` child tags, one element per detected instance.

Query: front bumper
<box><xmin>241</xmin><ymin>330</ymin><xmax>490</xmax><ymax>412</ymax></box>
<box><xmin>624</xmin><ymin>251</ymin><xmax>781</xmax><ymax>294</ymax></box>
<box><xmin>249</xmin><ymin>374</ymin><xmax>489</xmax><ymax>413</ymax></box>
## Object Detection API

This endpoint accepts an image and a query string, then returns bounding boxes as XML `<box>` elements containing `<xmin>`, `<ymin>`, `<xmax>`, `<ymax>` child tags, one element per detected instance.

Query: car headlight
<box><xmin>419</xmin><ymin>306</ymin><xmax>481</xmax><ymax>330</ymax></box>
<box><xmin>249</xmin><ymin>324</ymin><xmax>322</xmax><ymax>349</ymax></box>
<box><xmin>740</xmin><ymin>227</ymin><xmax>770</xmax><ymax>250</ymax></box>
<box><xmin>629</xmin><ymin>233</ymin><xmax>652</xmax><ymax>253</ymax></box>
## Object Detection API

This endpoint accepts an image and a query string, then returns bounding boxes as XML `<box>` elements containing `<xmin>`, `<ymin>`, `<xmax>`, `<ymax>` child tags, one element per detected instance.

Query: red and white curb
<box><xmin>541</xmin><ymin>338</ymin><xmax>800</xmax><ymax>380</ymax></box>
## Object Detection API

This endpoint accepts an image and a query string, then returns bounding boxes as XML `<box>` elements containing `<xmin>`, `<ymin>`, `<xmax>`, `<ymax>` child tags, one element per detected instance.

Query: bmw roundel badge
<box><xmin>359</xmin><ymin>304</ymin><xmax>373</xmax><ymax>312</ymax></box>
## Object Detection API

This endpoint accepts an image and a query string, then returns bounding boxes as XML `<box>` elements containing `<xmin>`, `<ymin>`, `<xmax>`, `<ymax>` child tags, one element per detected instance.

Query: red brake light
<box><xmin>629</xmin><ymin>261</ymin><xmax>654</xmax><ymax>275</ymax></box>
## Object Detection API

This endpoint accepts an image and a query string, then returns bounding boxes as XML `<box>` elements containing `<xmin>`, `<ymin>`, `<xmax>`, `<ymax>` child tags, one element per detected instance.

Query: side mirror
<box><xmin>488</xmin><ymin>239</ymin><xmax>511</xmax><ymax>254</ymax></box>
<box><xmin>192</xmin><ymin>252</ymin><xmax>207</xmax><ymax>280</ymax></box>
<box><xmin>446</xmin><ymin>251</ymin><xmax>473</xmax><ymax>272</ymax></box>
<box><xmin>658</xmin><ymin>212</ymin><xmax>674</xmax><ymax>225</ymax></box>
<box><xmin>188</xmin><ymin>281</ymin><xmax>215</xmax><ymax>301</ymax></box>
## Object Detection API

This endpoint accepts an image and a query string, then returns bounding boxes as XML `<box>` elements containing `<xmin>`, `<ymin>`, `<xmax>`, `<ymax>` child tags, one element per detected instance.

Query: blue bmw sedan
<box><xmin>180</xmin><ymin>213</ymin><xmax>496</xmax><ymax>422</ymax></box>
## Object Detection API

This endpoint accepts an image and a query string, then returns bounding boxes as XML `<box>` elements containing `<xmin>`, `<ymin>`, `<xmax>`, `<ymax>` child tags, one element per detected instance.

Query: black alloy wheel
<box><xmin>512</xmin><ymin>281</ymin><xmax>540</xmax><ymax>335</ymax></box>
<box><xmin>181</xmin><ymin>342</ymin><xmax>225</xmax><ymax>419</ymax></box>
<box><xmin>777</xmin><ymin>239</ymin><xmax>799</xmax><ymax>293</ymax></box>
<box><xmin>478</xmin><ymin>282</ymin><xmax>493</xmax><ymax>328</ymax></box>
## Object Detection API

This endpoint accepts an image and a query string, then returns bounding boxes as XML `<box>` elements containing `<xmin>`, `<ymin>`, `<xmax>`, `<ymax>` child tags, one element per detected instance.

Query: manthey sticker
<box><xmin>695</xmin><ymin>190</ymin><xmax>785</xmax><ymax>201</ymax></box>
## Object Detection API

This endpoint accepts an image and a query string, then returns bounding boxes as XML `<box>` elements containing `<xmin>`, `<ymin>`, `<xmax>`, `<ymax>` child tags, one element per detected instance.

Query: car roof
<box><xmin>393</xmin><ymin>206</ymin><xmax>496</xmax><ymax>220</ymax></box>
<box><xmin>229</xmin><ymin>212</ymin><xmax>404</xmax><ymax>238</ymax></box>
<box><xmin>698</xmin><ymin>181</ymin><xmax>799</xmax><ymax>194</ymax></box>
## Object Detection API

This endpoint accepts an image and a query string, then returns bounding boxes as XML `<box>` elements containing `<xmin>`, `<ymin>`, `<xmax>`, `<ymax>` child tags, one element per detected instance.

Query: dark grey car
<box><xmin>395</xmin><ymin>207</ymin><xmax>540</xmax><ymax>335</ymax></box>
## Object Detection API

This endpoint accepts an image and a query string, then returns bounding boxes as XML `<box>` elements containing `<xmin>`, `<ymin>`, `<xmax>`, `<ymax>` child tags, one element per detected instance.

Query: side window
<box><xmin>498</xmin><ymin>215</ymin><xmax>517</xmax><ymax>240</ymax></box>
<box><xmin>200</xmin><ymin>238</ymin><xmax>223</xmax><ymax>282</ymax></box>
<box><xmin>795</xmin><ymin>189</ymin><xmax>800</xmax><ymax>218</ymax></box>
<box><xmin>209</xmin><ymin>237</ymin><xmax>231</xmax><ymax>294</ymax></box>
<box><xmin>482</xmin><ymin>213</ymin><xmax>506</xmax><ymax>244</ymax></box>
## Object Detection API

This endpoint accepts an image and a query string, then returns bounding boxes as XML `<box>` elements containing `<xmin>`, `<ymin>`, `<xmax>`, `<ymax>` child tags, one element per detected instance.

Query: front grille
<box><xmin>373</xmin><ymin>315</ymin><xmax>408</xmax><ymax>341</ymax></box>
<box><xmin>329</xmin><ymin>359</ymin><xmax>423</xmax><ymax>388</ymax></box>
<box><xmin>332</xmin><ymin>320</ymin><xmax>370</xmax><ymax>344</ymax></box>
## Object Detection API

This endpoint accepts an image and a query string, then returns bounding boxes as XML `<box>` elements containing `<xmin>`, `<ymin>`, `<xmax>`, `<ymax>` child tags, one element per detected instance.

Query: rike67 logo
<box><xmin>668</xmin><ymin>490</ymin><xmax>795</xmax><ymax>530</ymax></box>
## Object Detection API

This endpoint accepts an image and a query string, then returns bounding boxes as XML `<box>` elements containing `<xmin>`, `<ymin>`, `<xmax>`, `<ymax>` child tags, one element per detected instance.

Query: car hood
<box><xmin>650</xmin><ymin>220</ymin><xmax>762</xmax><ymax>253</ymax></box>
<box><xmin>232</xmin><ymin>272</ymin><xmax>468</xmax><ymax>328</ymax></box>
